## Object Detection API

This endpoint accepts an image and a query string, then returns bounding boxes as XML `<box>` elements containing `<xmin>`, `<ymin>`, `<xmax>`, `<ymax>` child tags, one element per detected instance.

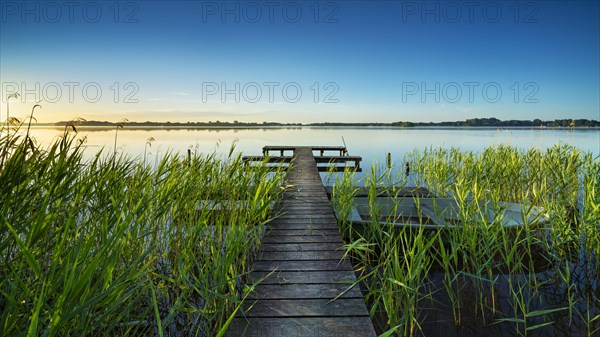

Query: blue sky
<box><xmin>1</xmin><ymin>0</ymin><xmax>599</xmax><ymax>123</ymax></box>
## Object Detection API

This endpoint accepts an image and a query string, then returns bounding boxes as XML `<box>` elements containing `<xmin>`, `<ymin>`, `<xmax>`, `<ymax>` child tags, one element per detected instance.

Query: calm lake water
<box><xmin>29</xmin><ymin>126</ymin><xmax>599</xmax><ymax>180</ymax></box>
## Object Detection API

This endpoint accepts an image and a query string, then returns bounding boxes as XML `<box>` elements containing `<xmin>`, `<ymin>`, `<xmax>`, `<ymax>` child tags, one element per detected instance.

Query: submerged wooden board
<box><xmin>229</xmin><ymin>147</ymin><xmax>375</xmax><ymax>337</ymax></box>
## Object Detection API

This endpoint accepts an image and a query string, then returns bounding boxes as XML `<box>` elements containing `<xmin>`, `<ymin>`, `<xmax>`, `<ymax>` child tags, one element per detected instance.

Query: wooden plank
<box><xmin>259</xmin><ymin>243</ymin><xmax>345</xmax><ymax>252</ymax></box>
<box><xmin>284</xmin><ymin>188</ymin><xmax>327</xmax><ymax>191</ymax></box>
<box><xmin>267</xmin><ymin>224</ymin><xmax>339</xmax><ymax>230</ymax></box>
<box><xmin>280</xmin><ymin>193</ymin><xmax>328</xmax><ymax>197</ymax></box>
<box><xmin>242</xmin><ymin>156</ymin><xmax>293</xmax><ymax>163</ymax></box>
<box><xmin>266</xmin><ymin>229</ymin><xmax>340</xmax><ymax>236</ymax></box>
<box><xmin>313</xmin><ymin>156</ymin><xmax>362</xmax><ymax>163</ymax></box>
<box><xmin>249</xmin><ymin>283</ymin><xmax>363</xmax><ymax>299</ymax></box>
<box><xmin>284</xmin><ymin>191</ymin><xmax>328</xmax><ymax>195</ymax></box>
<box><xmin>283</xmin><ymin>192</ymin><xmax>328</xmax><ymax>197</ymax></box>
<box><xmin>281</xmin><ymin>203</ymin><xmax>331</xmax><ymax>208</ymax></box>
<box><xmin>279</xmin><ymin>205</ymin><xmax>333</xmax><ymax>210</ymax></box>
<box><xmin>263</xmin><ymin>145</ymin><xmax>347</xmax><ymax>151</ymax></box>
<box><xmin>277</xmin><ymin>214</ymin><xmax>337</xmax><ymax>219</ymax></box>
<box><xmin>289</xmin><ymin>189</ymin><xmax>327</xmax><ymax>192</ymax></box>
<box><xmin>229</xmin><ymin>317</ymin><xmax>376</xmax><ymax>337</ymax></box>
<box><xmin>266</xmin><ymin>222</ymin><xmax>339</xmax><ymax>230</ymax></box>
<box><xmin>251</xmin><ymin>260</ymin><xmax>353</xmax><ymax>272</ymax></box>
<box><xmin>283</xmin><ymin>208</ymin><xmax>333</xmax><ymax>213</ymax></box>
<box><xmin>249</xmin><ymin>271</ymin><xmax>357</xmax><ymax>284</ymax></box>
<box><xmin>271</xmin><ymin>218</ymin><xmax>338</xmax><ymax>225</ymax></box>
<box><xmin>276</xmin><ymin>215</ymin><xmax>338</xmax><ymax>221</ymax></box>
<box><xmin>244</xmin><ymin>165</ymin><xmax>291</xmax><ymax>172</ymax></box>
<box><xmin>269</xmin><ymin>218</ymin><xmax>338</xmax><ymax>224</ymax></box>
<box><xmin>259</xmin><ymin>250</ymin><xmax>345</xmax><ymax>261</ymax></box>
<box><xmin>280</xmin><ymin>213</ymin><xmax>335</xmax><ymax>218</ymax></box>
<box><xmin>286</xmin><ymin>186</ymin><xmax>328</xmax><ymax>194</ymax></box>
<box><xmin>262</xmin><ymin>235</ymin><xmax>343</xmax><ymax>244</ymax></box>
<box><xmin>267</xmin><ymin>218</ymin><xmax>339</xmax><ymax>224</ymax></box>
<box><xmin>284</xmin><ymin>199</ymin><xmax>333</xmax><ymax>203</ymax></box>
<box><xmin>242</xmin><ymin>298</ymin><xmax>370</xmax><ymax>317</ymax></box>
<box><xmin>278</xmin><ymin>210</ymin><xmax>335</xmax><ymax>215</ymax></box>
<box><xmin>318</xmin><ymin>166</ymin><xmax>362</xmax><ymax>172</ymax></box>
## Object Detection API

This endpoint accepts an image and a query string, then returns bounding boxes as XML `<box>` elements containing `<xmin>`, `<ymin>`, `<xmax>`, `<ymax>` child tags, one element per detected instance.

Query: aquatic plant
<box><xmin>333</xmin><ymin>144</ymin><xmax>599</xmax><ymax>336</ymax></box>
<box><xmin>0</xmin><ymin>119</ymin><xmax>286</xmax><ymax>336</ymax></box>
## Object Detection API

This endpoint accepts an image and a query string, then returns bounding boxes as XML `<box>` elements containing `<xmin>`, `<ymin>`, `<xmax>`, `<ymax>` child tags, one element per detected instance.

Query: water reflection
<box><xmin>29</xmin><ymin>126</ymin><xmax>599</xmax><ymax>174</ymax></box>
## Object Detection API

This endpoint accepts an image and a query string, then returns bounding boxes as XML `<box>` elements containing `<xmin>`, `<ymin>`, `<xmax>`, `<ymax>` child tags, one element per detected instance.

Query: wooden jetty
<box><xmin>229</xmin><ymin>147</ymin><xmax>376</xmax><ymax>337</ymax></box>
<box><xmin>243</xmin><ymin>146</ymin><xmax>362</xmax><ymax>172</ymax></box>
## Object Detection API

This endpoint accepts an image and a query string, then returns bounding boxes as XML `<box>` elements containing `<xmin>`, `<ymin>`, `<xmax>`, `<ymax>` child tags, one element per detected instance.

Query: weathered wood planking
<box><xmin>266</xmin><ymin>229</ymin><xmax>342</xmax><ymax>236</ymax></box>
<box><xmin>261</xmin><ymin>236</ymin><xmax>343</xmax><ymax>244</ymax></box>
<box><xmin>259</xmin><ymin>250</ymin><xmax>345</xmax><ymax>261</ymax></box>
<box><xmin>251</xmin><ymin>260</ymin><xmax>353</xmax><ymax>272</ymax></box>
<box><xmin>247</xmin><ymin>283</ymin><xmax>363</xmax><ymax>299</ymax></box>
<box><xmin>241</xmin><ymin>298</ymin><xmax>370</xmax><ymax>317</ymax></box>
<box><xmin>229</xmin><ymin>317</ymin><xmax>374</xmax><ymax>337</ymax></box>
<box><xmin>259</xmin><ymin>243</ymin><xmax>343</xmax><ymax>252</ymax></box>
<box><xmin>248</xmin><ymin>271</ymin><xmax>357</xmax><ymax>284</ymax></box>
<box><xmin>229</xmin><ymin>147</ymin><xmax>376</xmax><ymax>337</ymax></box>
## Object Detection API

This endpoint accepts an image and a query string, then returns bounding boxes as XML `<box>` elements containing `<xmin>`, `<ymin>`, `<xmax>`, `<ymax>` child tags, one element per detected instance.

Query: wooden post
<box><xmin>187</xmin><ymin>148</ymin><xmax>191</xmax><ymax>166</ymax></box>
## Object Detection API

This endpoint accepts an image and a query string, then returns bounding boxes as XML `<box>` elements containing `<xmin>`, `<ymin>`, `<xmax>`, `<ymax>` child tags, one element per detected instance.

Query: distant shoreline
<box><xmin>30</xmin><ymin>125</ymin><xmax>600</xmax><ymax>131</ymax></box>
<box><xmin>32</xmin><ymin>117</ymin><xmax>600</xmax><ymax>129</ymax></box>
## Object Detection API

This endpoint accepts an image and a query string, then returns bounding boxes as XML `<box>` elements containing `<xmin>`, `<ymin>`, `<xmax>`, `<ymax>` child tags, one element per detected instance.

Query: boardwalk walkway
<box><xmin>229</xmin><ymin>147</ymin><xmax>376</xmax><ymax>337</ymax></box>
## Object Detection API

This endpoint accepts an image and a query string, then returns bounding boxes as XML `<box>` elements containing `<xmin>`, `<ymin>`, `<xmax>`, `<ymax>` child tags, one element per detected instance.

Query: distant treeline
<box><xmin>50</xmin><ymin>118</ymin><xmax>599</xmax><ymax>128</ymax></box>
<box><xmin>52</xmin><ymin>120</ymin><xmax>302</xmax><ymax>127</ymax></box>
<box><xmin>309</xmin><ymin>118</ymin><xmax>600</xmax><ymax>127</ymax></box>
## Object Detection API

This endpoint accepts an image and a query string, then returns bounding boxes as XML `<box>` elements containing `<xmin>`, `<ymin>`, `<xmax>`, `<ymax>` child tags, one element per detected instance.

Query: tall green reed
<box><xmin>333</xmin><ymin>144</ymin><xmax>599</xmax><ymax>336</ymax></box>
<box><xmin>0</xmin><ymin>121</ymin><xmax>286</xmax><ymax>336</ymax></box>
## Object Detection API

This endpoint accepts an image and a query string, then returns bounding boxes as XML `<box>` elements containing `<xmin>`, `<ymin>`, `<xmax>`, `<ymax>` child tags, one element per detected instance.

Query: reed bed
<box><xmin>332</xmin><ymin>144</ymin><xmax>599</xmax><ymax>337</ymax></box>
<box><xmin>0</xmin><ymin>121</ymin><xmax>286</xmax><ymax>336</ymax></box>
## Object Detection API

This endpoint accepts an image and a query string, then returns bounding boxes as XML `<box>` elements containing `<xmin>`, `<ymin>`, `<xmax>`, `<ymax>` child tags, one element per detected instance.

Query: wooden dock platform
<box><xmin>243</xmin><ymin>146</ymin><xmax>362</xmax><ymax>171</ymax></box>
<box><xmin>262</xmin><ymin>145</ymin><xmax>348</xmax><ymax>156</ymax></box>
<box><xmin>228</xmin><ymin>147</ymin><xmax>376</xmax><ymax>337</ymax></box>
